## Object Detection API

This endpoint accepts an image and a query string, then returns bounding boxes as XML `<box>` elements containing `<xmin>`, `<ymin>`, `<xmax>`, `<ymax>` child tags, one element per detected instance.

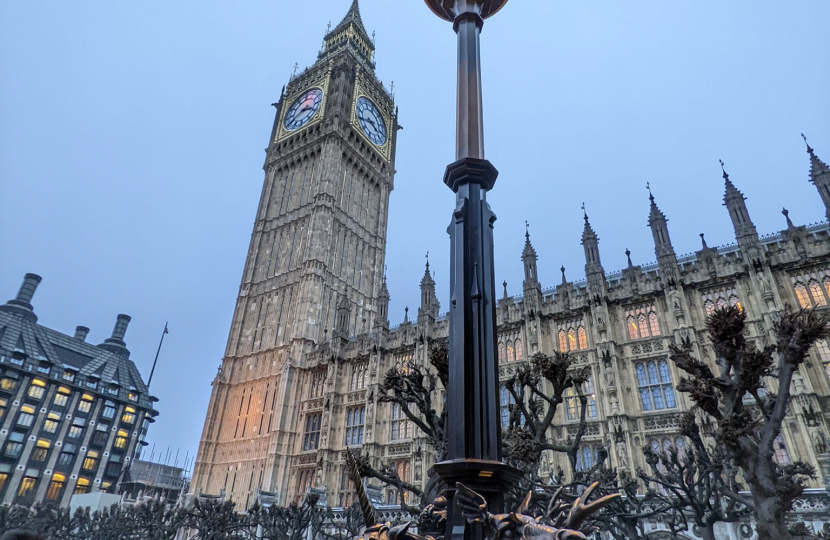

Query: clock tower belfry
<box><xmin>192</xmin><ymin>0</ymin><xmax>399</xmax><ymax>505</ymax></box>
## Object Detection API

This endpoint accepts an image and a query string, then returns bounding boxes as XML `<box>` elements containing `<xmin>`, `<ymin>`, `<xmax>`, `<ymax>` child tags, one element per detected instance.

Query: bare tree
<box><xmin>669</xmin><ymin>306</ymin><xmax>828</xmax><ymax>540</ymax></box>
<box><xmin>638</xmin><ymin>412</ymin><xmax>752</xmax><ymax>540</ymax></box>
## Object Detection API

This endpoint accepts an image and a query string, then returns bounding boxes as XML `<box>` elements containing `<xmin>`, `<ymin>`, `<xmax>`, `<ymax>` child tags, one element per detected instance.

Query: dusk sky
<box><xmin>1</xmin><ymin>0</ymin><xmax>828</xmax><ymax>471</ymax></box>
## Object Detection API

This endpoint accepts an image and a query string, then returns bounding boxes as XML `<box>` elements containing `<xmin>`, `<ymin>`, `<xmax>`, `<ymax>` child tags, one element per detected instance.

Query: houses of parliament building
<box><xmin>191</xmin><ymin>0</ymin><xmax>830</xmax><ymax>519</ymax></box>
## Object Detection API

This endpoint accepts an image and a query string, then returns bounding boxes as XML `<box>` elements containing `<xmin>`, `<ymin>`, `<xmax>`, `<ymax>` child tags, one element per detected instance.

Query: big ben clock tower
<box><xmin>192</xmin><ymin>0</ymin><xmax>399</xmax><ymax>506</ymax></box>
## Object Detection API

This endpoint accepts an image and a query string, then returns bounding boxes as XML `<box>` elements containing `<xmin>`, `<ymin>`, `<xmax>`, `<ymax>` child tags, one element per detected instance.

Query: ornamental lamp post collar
<box><xmin>424</xmin><ymin>0</ymin><xmax>510</xmax><ymax>22</ymax></box>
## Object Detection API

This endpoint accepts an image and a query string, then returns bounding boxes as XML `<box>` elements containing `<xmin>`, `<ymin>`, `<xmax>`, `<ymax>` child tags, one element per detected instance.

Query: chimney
<box><xmin>0</xmin><ymin>273</ymin><xmax>43</xmax><ymax>322</ymax></box>
<box><xmin>98</xmin><ymin>314</ymin><xmax>132</xmax><ymax>357</ymax></box>
<box><xmin>74</xmin><ymin>326</ymin><xmax>90</xmax><ymax>342</ymax></box>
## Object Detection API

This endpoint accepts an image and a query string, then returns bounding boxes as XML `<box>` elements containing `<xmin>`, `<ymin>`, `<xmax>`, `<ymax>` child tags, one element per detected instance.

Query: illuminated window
<box><xmin>128</xmin><ymin>391</ymin><xmax>139</xmax><ymax>402</ymax></box>
<box><xmin>102</xmin><ymin>401</ymin><xmax>116</xmax><ymax>419</ymax></box>
<box><xmin>558</xmin><ymin>331</ymin><xmax>568</xmax><ymax>352</ymax></box>
<box><xmin>391</xmin><ymin>403</ymin><xmax>414</xmax><ymax>441</ymax></box>
<box><xmin>498</xmin><ymin>342</ymin><xmax>506</xmax><ymax>363</ymax></box>
<box><xmin>302</xmin><ymin>414</ymin><xmax>321</xmax><ymax>451</ymax></box>
<box><xmin>4</xmin><ymin>432</ymin><xmax>24</xmax><ymax>458</ymax></box>
<box><xmin>794</xmin><ymin>283</ymin><xmax>812</xmax><ymax>308</ymax></box>
<box><xmin>506</xmin><ymin>342</ymin><xmax>515</xmax><ymax>362</ymax></box>
<box><xmin>565</xmin><ymin>376</ymin><xmax>598</xmax><ymax>421</ymax></box>
<box><xmin>395</xmin><ymin>353</ymin><xmax>414</xmax><ymax>373</ymax></box>
<box><xmin>625</xmin><ymin>304</ymin><xmax>660</xmax><ymax>340</ymax></box>
<box><xmin>811</xmin><ymin>281</ymin><xmax>828</xmax><ymax>307</ymax></box>
<box><xmin>773</xmin><ymin>434</ymin><xmax>791</xmax><ymax>465</ymax></box>
<box><xmin>17</xmin><ymin>474</ymin><xmax>38</xmax><ymax>498</ymax></box>
<box><xmin>17</xmin><ymin>405</ymin><xmax>35</xmax><ymax>428</ymax></box>
<box><xmin>78</xmin><ymin>394</ymin><xmax>93</xmax><ymax>414</ymax></box>
<box><xmin>0</xmin><ymin>470</ymin><xmax>8</xmax><ymax>492</ymax></box>
<box><xmin>0</xmin><ymin>397</ymin><xmax>6</xmax><ymax>422</ymax></box>
<box><xmin>704</xmin><ymin>300</ymin><xmax>715</xmax><ymax>317</ymax></box>
<box><xmin>114</xmin><ymin>430</ymin><xmax>129</xmax><ymax>450</ymax></box>
<box><xmin>82</xmin><ymin>450</ymin><xmax>99</xmax><ymax>471</ymax></box>
<box><xmin>73</xmin><ymin>477</ymin><xmax>91</xmax><ymax>495</ymax></box>
<box><xmin>54</xmin><ymin>386</ymin><xmax>70</xmax><ymax>407</ymax></box>
<box><xmin>568</xmin><ymin>329</ymin><xmax>577</xmax><ymax>351</ymax></box>
<box><xmin>386</xmin><ymin>460</ymin><xmax>411</xmax><ymax>503</ymax></box>
<box><xmin>578</xmin><ymin>327</ymin><xmax>588</xmax><ymax>350</ymax></box>
<box><xmin>344</xmin><ymin>406</ymin><xmax>365</xmax><ymax>446</ymax></box>
<box><xmin>46</xmin><ymin>473</ymin><xmax>66</xmax><ymax>501</ymax></box>
<box><xmin>121</xmin><ymin>406</ymin><xmax>136</xmax><ymax>425</ymax></box>
<box><xmin>636</xmin><ymin>360</ymin><xmax>677</xmax><ymax>411</ymax></box>
<box><xmin>27</xmin><ymin>379</ymin><xmax>46</xmax><ymax>400</ymax></box>
<box><xmin>350</xmin><ymin>363</ymin><xmax>368</xmax><ymax>391</ymax></box>
<box><xmin>63</xmin><ymin>370</ymin><xmax>76</xmax><ymax>382</ymax></box>
<box><xmin>31</xmin><ymin>439</ymin><xmax>50</xmax><ymax>462</ymax></box>
<box><xmin>0</xmin><ymin>375</ymin><xmax>17</xmax><ymax>391</ymax></box>
<box><xmin>43</xmin><ymin>411</ymin><xmax>61</xmax><ymax>433</ymax></box>
<box><xmin>514</xmin><ymin>340</ymin><xmax>523</xmax><ymax>361</ymax></box>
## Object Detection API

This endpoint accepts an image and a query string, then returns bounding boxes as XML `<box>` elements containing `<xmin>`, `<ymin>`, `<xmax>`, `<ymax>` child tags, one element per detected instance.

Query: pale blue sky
<box><xmin>1</xmin><ymin>1</ymin><xmax>828</xmax><ymax>470</ymax></box>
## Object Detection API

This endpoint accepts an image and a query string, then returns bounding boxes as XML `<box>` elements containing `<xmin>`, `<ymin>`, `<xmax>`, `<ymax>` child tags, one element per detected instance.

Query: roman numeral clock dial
<box><xmin>284</xmin><ymin>88</ymin><xmax>323</xmax><ymax>130</ymax></box>
<box><xmin>356</xmin><ymin>97</ymin><xmax>387</xmax><ymax>146</ymax></box>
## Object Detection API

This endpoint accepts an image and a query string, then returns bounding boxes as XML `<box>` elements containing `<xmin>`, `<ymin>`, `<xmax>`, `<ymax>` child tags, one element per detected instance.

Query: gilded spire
<box><xmin>323</xmin><ymin>0</ymin><xmax>374</xmax><ymax>60</ymax></box>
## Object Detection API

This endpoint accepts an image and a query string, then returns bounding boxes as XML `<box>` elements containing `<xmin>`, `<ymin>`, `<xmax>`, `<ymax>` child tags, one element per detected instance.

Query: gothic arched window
<box><xmin>506</xmin><ymin>342</ymin><xmax>515</xmax><ymax>362</ymax></box>
<box><xmin>704</xmin><ymin>300</ymin><xmax>715</xmax><ymax>317</ymax></box>
<box><xmin>514</xmin><ymin>340</ymin><xmax>523</xmax><ymax>361</ymax></box>
<box><xmin>773</xmin><ymin>434</ymin><xmax>791</xmax><ymax>465</ymax></box>
<box><xmin>568</xmin><ymin>328</ymin><xmax>577</xmax><ymax>351</ymax></box>
<box><xmin>716</xmin><ymin>297</ymin><xmax>727</xmax><ymax>310</ymax></box>
<box><xmin>636</xmin><ymin>360</ymin><xmax>676</xmax><ymax>412</ymax></box>
<box><xmin>810</xmin><ymin>280</ymin><xmax>828</xmax><ymax>307</ymax></box>
<box><xmin>498</xmin><ymin>343</ymin><xmax>506</xmax><ymax>364</ymax></box>
<box><xmin>627</xmin><ymin>316</ymin><xmax>638</xmax><ymax>341</ymax></box>
<box><xmin>558</xmin><ymin>331</ymin><xmax>568</xmax><ymax>352</ymax></box>
<box><xmin>576</xmin><ymin>445</ymin><xmax>597</xmax><ymax>472</ymax></box>
<box><xmin>794</xmin><ymin>282</ymin><xmax>812</xmax><ymax>309</ymax></box>
<box><xmin>564</xmin><ymin>377</ymin><xmax>597</xmax><ymax>421</ymax></box>
<box><xmin>577</xmin><ymin>327</ymin><xmax>588</xmax><ymax>350</ymax></box>
<box><xmin>638</xmin><ymin>313</ymin><xmax>648</xmax><ymax>337</ymax></box>
<box><xmin>648</xmin><ymin>312</ymin><xmax>661</xmax><ymax>336</ymax></box>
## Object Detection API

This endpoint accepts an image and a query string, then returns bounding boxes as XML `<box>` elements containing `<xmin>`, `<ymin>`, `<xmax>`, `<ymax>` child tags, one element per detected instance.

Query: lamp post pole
<box><xmin>424</xmin><ymin>3</ymin><xmax>519</xmax><ymax>540</ymax></box>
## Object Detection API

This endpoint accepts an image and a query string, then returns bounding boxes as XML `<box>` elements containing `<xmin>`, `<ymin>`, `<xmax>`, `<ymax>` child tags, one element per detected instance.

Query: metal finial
<box><xmin>292</xmin><ymin>62</ymin><xmax>299</xmax><ymax>77</ymax></box>
<box><xmin>646</xmin><ymin>182</ymin><xmax>654</xmax><ymax>201</ymax></box>
<box><xmin>560</xmin><ymin>265</ymin><xmax>567</xmax><ymax>283</ymax></box>
<box><xmin>525</xmin><ymin>220</ymin><xmax>530</xmax><ymax>239</ymax></box>
<box><xmin>626</xmin><ymin>249</ymin><xmax>633</xmax><ymax>267</ymax></box>
<box><xmin>802</xmin><ymin>133</ymin><xmax>814</xmax><ymax>152</ymax></box>
<box><xmin>581</xmin><ymin>202</ymin><xmax>587</xmax><ymax>220</ymax></box>
<box><xmin>327</xmin><ymin>21</ymin><xmax>331</xmax><ymax>33</ymax></box>
<box><xmin>426</xmin><ymin>251</ymin><xmax>429</xmax><ymax>267</ymax></box>
<box><xmin>700</xmin><ymin>233</ymin><xmax>708</xmax><ymax>249</ymax></box>
<box><xmin>372</xmin><ymin>30</ymin><xmax>376</xmax><ymax>44</ymax></box>
<box><xmin>719</xmin><ymin>159</ymin><xmax>729</xmax><ymax>180</ymax></box>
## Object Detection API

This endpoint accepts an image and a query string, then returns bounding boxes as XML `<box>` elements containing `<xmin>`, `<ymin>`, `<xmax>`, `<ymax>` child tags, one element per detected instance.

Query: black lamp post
<box><xmin>423</xmin><ymin>2</ymin><xmax>520</xmax><ymax>540</ymax></box>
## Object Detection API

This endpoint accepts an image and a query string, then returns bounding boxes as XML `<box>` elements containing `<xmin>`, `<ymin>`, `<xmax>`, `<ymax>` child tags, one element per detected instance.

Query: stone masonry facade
<box><xmin>192</xmin><ymin>0</ymin><xmax>830</xmax><ymax>519</ymax></box>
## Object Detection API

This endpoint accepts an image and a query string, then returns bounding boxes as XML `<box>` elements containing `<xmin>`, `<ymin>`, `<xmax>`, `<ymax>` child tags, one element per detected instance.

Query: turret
<box><xmin>375</xmin><ymin>271</ymin><xmax>390</xmax><ymax>330</ymax></box>
<box><xmin>721</xmin><ymin>160</ymin><xmax>764</xmax><ymax>267</ymax></box>
<box><xmin>581</xmin><ymin>206</ymin><xmax>604</xmax><ymax>277</ymax></box>
<box><xmin>522</xmin><ymin>222</ymin><xmax>539</xmax><ymax>288</ymax></box>
<box><xmin>647</xmin><ymin>185</ymin><xmax>675</xmax><ymax>259</ymax></box>
<box><xmin>803</xmin><ymin>134</ymin><xmax>830</xmax><ymax>221</ymax></box>
<box><xmin>418</xmin><ymin>255</ymin><xmax>440</xmax><ymax>322</ymax></box>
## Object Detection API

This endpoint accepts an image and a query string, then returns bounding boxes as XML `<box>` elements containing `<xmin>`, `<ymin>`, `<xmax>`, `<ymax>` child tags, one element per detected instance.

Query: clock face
<box><xmin>356</xmin><ymin>97</ymin><xmax>387</xmax><ymax>146</ymax></box>
<box><xmin>284</xmin><ymin>88</ymin><xmax>323</xmax><ymax>131</ymax></box>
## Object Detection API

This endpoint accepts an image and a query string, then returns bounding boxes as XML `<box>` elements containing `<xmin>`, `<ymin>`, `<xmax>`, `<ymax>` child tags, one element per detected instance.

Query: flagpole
<box><xmin>147</xmin><ymin>322</ymin><xmax>168</xmax><ymax>389</ymax></box>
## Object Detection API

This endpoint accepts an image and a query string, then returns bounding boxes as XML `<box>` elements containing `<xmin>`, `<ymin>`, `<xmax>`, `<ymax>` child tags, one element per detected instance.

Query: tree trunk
<box><xmin>752</xmin><ymin>492</ymin><xmax>792</xmax><ymax>540</ymax></box>
<box><xmin>699</xmin><ymin>522</ymin><xmax>717</xmax><ymax>540</ymax></box>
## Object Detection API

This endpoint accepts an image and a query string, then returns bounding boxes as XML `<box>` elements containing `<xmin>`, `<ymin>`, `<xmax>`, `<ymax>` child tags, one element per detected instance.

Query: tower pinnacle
<box><xmin>802</xmin><ymin>134</ymin><xmax>830</xmax><ymax>221</ymax></box>
<box><xmin>647</xmin><ymin>186</ymin><xmax>674</xmax><ymax>258</ymax></box>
